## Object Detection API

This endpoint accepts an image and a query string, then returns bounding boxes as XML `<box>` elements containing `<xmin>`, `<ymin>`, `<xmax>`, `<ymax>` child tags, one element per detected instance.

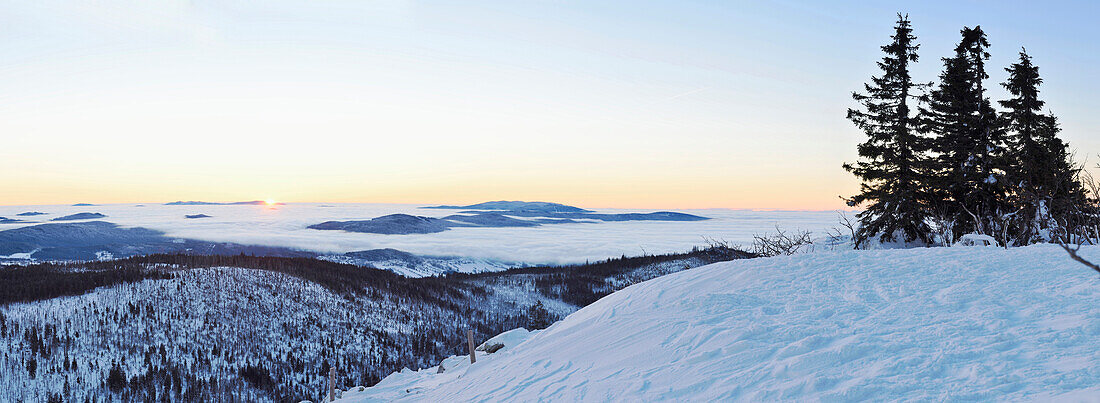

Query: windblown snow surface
<box><xmin>335</xmin><ymin>245</ymin><xmax>1100</xmax><ymax>401</ymax></box>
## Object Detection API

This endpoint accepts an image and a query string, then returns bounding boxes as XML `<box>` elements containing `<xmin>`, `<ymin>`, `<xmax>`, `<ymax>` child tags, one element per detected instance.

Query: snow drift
<box><xmin>339</xmin><ymin>245</ymin><xmax>1100</xmax><ymax>401</ymax></box>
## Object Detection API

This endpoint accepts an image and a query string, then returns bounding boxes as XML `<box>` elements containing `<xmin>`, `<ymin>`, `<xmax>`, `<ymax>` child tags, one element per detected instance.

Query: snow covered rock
<box><xmin>475</xmin><ymin>328</ymin><xmax>536</xmax><ymax>353</ymax></box>
<box><xmin>955</xmin><ymin>233</ymin><xmax>999</xmax><ymax>247</ymax></box>
<box><xmin>341</xmin><ymin>245</ymin><xmax>1100</xmax><ymax>401</ymax></box>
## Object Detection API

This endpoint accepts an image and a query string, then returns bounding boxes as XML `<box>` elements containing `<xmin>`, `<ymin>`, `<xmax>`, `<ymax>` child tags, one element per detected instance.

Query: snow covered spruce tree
<box><xmin>920</xmin><ymin>26</ymin><xmax>1010</xmax><ymax>244</ymax></box>
<box><xmin>843</xmin><ymin>14</ymin><xmax>934</xmax><ymax>248</ymax></box>
<box><xmin>999</xmin><ymin>49</ymin><xmax>1086</xmax><ymax>244</ymax></box>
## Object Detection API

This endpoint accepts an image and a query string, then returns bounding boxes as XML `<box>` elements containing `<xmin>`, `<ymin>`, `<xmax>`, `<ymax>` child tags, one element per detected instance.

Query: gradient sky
<box><xmin>2</xmin><ymin>1</ymin><xmax>1098</xmax><ymax>209</ymax></box>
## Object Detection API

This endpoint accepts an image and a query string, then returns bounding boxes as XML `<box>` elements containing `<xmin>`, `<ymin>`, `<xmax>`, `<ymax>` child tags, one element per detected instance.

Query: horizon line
<box><xmin>0</xmin><ymin>200</ymin><xmax>859</xmax><ymax>213</ymax></box>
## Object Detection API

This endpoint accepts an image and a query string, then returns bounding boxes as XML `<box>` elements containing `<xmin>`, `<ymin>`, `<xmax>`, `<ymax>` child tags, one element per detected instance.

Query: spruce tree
<box><xmin>844</xmin><ymin>14</ymin><xmax>933</xmax><ymax>247</ymax></box>
<box><xmin>920</xmin><ymin>26</ymin><xmax>1009</xmax><ymax>243</ymax></box>
<box><xmin>1000</xmin><ymin>49</ymin><xmax>1084</xmax><ymax>243</ymax></box>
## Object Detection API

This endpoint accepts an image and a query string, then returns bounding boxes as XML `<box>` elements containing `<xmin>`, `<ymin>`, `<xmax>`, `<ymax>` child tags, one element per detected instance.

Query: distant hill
<box><xmin>50</xmin><ymin>212</ymin><xmax>106</xmax><ymax>221</ymax></box>
<box><xmin>425</xmin><ymin>201</ymin><xmax>706</xmax><ymax>221</ymax></box>
<box><xmin>425</xmin><ymin>200</ymin><xmax>591</xmax><ymax>213</ymax></box>
<box><xmin>184</xmin><ymin>214</ymin><xmax>212</xmax><ymax>219</ymax></box>
<box><xmin>308</xmin><ymin>212</ymin><xmax>587</xmax><ymax>235</ymax></box>
<box><xmin>165</xmin><ymin>200</ymin><xmax>283</xmax><ymax>206</ymax></box>
<box><xmin>0</xmin><ymin>221</ymin><xmax>522</xmax><ymax>277</ymax></box>
<box><xmin>577</xmin><ymin>211</ymin><xmax>710</xmax><ymax>222</ymax></box>
<box><xmin>16</xmin><ymin>212</ymin><xmax>47</xmax><ymax>216</ymax></box>
<box><xmin>442</xmin><ymin>213</ymin><xmax>541</xmax><ymax>227</ymax></box>
<box><xmin>309</xmin><ymin>214</ymin><xmax>457</xmax><ymax>235</ymax></box>
<box><xmin>313</xmin><ymin>202</ymin><xmax>708</xmax><ymax>235</ymax></box>
<box><xmin>0</xmin><ymin>221</ymin><xmax>312</xmax><ymax>261</ymax></box>
<box><xmin>0</xmin><ymin>221</ymin><xmax>162</xmax><ymax>258</ymax></box>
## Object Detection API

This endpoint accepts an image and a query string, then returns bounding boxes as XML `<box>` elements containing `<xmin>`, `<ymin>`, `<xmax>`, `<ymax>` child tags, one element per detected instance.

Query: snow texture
<box><xmin>340</xmin><ymin>245</ymin><xmax>1100</xmax><ymax>401</ymax></box>
<box><xmin>317</xmin><ymin>328</ymin><xmax>541</xmax><ymax>403</ymax></box>
<box><xmin>955</xmin><ymin>233</ymin><xmax>999</xmax><ymax>247</ymax></box>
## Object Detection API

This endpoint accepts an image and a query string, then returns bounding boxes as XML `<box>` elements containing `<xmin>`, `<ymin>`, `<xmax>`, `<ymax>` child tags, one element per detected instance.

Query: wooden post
<box><xmin>328</xmin><ymin>367</ymin><xmax>336</xmax><ymax>402</ymax></box>
<box><xmin>467</xmin><ymin>329</ymin><xmax>477</xmax><ymax>364</ymax></box>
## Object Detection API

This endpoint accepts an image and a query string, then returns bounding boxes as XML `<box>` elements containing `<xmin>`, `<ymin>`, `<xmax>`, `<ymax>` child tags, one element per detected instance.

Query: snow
<box><xmin>475</xmin><ymin>328</ymin><xmax>538</xmax><ymax>353</ymax></box>
<box><xmin>338</xmin><ymin>245</ymin><xmax>1100</xmax><ymax>401</ymax></box>
<box><xmin>311</xmin><ymin>329</ymin><xmax>542</xmax><ymax>403</ymax></box>
<box><xmin>954</xmin><ymin>233</ymin><xmax>999</xmax><ymax>247</ymax></box>
<box><xmin>317</xmin><ymin>253</ymin><xmax>516</xmax><ymax>277</ymax></box>
<box><xmin>0</xmin><ymin>250</ymin><xmax>35</xmax><ymax>259</ymax></box>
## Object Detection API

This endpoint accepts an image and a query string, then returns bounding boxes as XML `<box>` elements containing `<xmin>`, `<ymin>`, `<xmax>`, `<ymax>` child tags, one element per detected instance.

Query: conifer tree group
<box><xmin>845</xmin><ymin>14</ymin><xmax>1087</xmax><ymax>248</ymax></box>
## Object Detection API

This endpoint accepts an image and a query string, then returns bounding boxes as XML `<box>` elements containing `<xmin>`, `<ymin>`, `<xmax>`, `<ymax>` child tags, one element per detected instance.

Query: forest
<box><xmin>0</xmin><ymin>245</ymin><xmax>748</xmax><ymax>402</ymax></box>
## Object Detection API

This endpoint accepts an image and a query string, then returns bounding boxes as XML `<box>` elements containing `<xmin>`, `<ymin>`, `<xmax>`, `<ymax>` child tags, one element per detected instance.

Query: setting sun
<box><xmin>264</xmin><ymin>199</ymin><xmax>277</xmax><ymax>206</ymax></box>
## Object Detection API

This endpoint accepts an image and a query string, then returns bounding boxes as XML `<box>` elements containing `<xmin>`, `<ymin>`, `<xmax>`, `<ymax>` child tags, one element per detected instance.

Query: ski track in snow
<box><xmin>338</xmin><ymin>245</ymin><xmax>1100</xmax><ymax>402</ymax></box>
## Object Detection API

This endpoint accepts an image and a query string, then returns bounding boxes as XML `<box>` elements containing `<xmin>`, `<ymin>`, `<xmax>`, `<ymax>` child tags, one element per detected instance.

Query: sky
<box><xmin>1</xmin><ymin>0</ymin><xmax>1098</xmax><ymax>210</ymax></box>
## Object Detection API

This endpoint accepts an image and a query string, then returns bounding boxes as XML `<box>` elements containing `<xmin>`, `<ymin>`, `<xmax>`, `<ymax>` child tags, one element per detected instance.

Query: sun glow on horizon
<box><xmin>2</xmin><ymin>2</ymin><xmax>1097</xmax><ymax>210</ymax></box>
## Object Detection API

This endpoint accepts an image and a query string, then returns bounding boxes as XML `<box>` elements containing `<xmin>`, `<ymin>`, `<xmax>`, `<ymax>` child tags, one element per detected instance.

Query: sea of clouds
<box><xmin>0</xmin><ymin>203</ymin><xmax>852</xmax><ymax>264</ymax></box>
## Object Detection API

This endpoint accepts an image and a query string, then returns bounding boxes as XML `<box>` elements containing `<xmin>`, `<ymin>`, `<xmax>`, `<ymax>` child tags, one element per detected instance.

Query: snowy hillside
<box><xmin>0</xmin><ymin>247</ymin><xmax>741</xmax><ymax>401</ymax></box>
<box><xmin>340</xmin><ymin>245</ymin><xmax>1100</xmax><ymax>401</ymax></box>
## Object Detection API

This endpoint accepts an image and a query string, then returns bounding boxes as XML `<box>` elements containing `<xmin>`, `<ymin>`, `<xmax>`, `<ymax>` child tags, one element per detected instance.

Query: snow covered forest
<box><xmin>0</xmin><ymin>247</ymin><xmax>745</xmax><ymax>401</ymax></box>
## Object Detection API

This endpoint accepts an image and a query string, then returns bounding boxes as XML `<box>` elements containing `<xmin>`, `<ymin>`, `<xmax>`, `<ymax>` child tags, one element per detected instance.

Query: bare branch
<box><xmin>751</xmin><ymin>226</ymin><xmax>814</xmax><ymax>257</ymax></box>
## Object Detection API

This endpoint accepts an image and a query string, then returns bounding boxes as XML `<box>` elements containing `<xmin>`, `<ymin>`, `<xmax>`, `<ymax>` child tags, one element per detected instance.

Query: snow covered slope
<box><xmin>340</xmin><ymin>245</ymin><xmax>1100</xmax><ymax>401</ymax></box>
<box><xmin>1</xmin><ymin>248</ymin><xmax>733</xmax><ymax>401</ymax></box>
<box><xmin>327</xmin><ymin>328</ymin><xmax>542</xmax><ymax>402</ymax></box>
